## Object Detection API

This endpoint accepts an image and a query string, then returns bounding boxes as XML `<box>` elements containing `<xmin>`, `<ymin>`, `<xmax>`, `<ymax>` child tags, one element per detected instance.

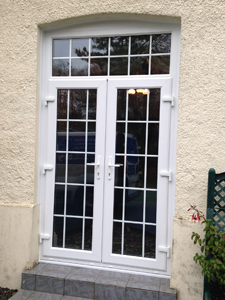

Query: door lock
<box><xmin>87</xmin><ymin>155</ymin><xmax>101</xmax><ymax>179</ymax></box>
<box><xmin>108</xmin><ymin>156</ymin><xmax>123</xmax><ymax>180</ymax></box>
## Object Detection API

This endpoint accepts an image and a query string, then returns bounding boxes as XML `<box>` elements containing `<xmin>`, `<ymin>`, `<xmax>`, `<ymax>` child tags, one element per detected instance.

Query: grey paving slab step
<box><xmin>12</xmin><ymin>263</ymin><xmax>176</xmax><ymax>299</ymax></box>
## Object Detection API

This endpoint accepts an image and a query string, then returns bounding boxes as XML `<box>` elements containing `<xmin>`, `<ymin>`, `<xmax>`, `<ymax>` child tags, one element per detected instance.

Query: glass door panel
<box><xmin>112</xmin><ymin>88</ymin><xmax>159</xmax><ymax>259</ymax></box>
<box><xmin>102</xmin><ymin>78</ymin><xmax>171</xmax><ymax>271</ymax></box>
<box><xmin>53</xmin><ymin>89</ymin><xmax>96</xmax><ymax>251</ymax></box>
<box><xmin>42</xmin><ymin>79</ymin><xmax>106</xmax><ymax>262</ymax></box>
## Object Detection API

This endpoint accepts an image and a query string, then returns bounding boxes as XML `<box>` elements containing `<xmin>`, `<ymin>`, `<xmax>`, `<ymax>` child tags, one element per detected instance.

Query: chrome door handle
<box><xmin>108</xmin><ymin>156</ymin><xmax>123</xmax><ymax>180</ymax></box>
<box><xmin>87</xmin><ymin>155</ymin><xmax>101</xmax><ymax>179</ymax></box>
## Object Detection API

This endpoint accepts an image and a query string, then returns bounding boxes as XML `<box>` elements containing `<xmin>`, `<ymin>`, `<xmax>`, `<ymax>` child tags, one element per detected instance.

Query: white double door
<box><xmin>41</xmin><ymin>76</ymin><xmax>172</xmax><ymax>273</ymax></box>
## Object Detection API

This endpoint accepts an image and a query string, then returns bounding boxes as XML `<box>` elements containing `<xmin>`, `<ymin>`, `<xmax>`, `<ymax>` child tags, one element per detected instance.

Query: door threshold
<box><xmin>39</xmin><ymin>258</ymin><xmax>170</xmax><ymax>279</ymax></box>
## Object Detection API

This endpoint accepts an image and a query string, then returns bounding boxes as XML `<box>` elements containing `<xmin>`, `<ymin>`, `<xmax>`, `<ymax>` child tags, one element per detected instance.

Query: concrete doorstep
<box><xmin>10</xmin><ymin>263</ymin><xmax>176</xmax><ymax>300</ymax></box>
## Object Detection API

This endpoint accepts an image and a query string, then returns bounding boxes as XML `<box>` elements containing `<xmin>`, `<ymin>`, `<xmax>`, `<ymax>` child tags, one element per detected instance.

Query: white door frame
<box><xmin>39</xmin><ymin>18</ymin><xmax>180</xmax><ymax>276</ymax></box>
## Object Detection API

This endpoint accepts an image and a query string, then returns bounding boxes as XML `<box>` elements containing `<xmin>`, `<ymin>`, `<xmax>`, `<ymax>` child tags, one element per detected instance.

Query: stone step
<box><xmin>11</xmin><ymin>263</ymin><xmax>176</xmax><ymax>300</ymax></box>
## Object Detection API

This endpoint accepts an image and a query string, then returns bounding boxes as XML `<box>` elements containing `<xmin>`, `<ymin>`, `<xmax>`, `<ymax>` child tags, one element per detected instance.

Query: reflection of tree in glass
<box><xmin>88</xmin><ymin>90</ymin><xmax>96</xmax><ymax>120</ymax></box>
<box><xmin>152</xmin><ymin>34</ymin><xmax>171</xmax><ymax>53</ymax></box>
<box><xmin>53</xmin><ymin>60</ymin><xmax>69</xmax><ymax>76</ymax></box>
<box><xmin>91</xmin><ymin>37</ymin><xmax>108</xmax><ymax>56</ymax></box>
<box><xmin>57</xmin><ymin>90</ymin><xmax>68</xmax><ymax>119</ymax></box>
<box><xmin>90</xmin><ymin>58</ymin><xmax>107</xmax><ymax>76</ymax></box>
<box><xmin>74</xmin><ymin>47</ymin><xmax>88</xmax><ymax>57</ymax></box>
<box><xmin>71</xmin><ymin>59</ymin><xmax>88</xmax><ymax>76</ymax></box>
<box><xmin>131</xmin><ymin>35</ymin><xmax>150</xmax><ymax>54</ymax></box>
<box><xmin>110</xmin><ymin>58</ymin><xmax>128</xmax><ymax>75</ymax></box>
<box><xmin>110</xmin><ymin>36</ymin><xmax>129</xmax><ymax>55</ymax></box>
<box><xmin>69</xmin><ymin>90</ymin><xmax>87</xmax><ymax>119</ymax></box>
<box><xmin>151</xmin><ymin>56</ymin><xmax>170</xmax><ymax>74</ymax></box>
<box><xmin>130</xmin><ymin>57</ymin><xmax>149</xmax><ymax>75</ymax></box>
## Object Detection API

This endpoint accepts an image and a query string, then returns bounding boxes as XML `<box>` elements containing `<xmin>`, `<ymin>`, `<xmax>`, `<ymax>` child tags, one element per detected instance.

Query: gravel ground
<box><xmin>0</xmin><ymin>287</ymin><xmax>18</xmax><ymax>300</ymax></box>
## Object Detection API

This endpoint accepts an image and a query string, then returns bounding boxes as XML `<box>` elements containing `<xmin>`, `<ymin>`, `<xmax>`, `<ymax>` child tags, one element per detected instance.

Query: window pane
<box><xmin>128</xmin><ymin>92</ymin><xmax>147</xmax><ymax>121</ymax></box>
<box><xmin>71</xmin><ymin>59</ymin><xmax>88</xmax><ymax>76</ymax></box>
<box><xmin>151</xmin><ymin>55</ymin><xmax>170</xmax><ymax>74</ymax></box>
<box><xmin>55</xmin><ymin>154</ymin><xmax>66</xmax><ymax>182</ymax></box>
<box><xmin>130</xmin><ymin>56</ymin><xmax>149</xmax><ymax>75</ymax></box>
<box><xmin>112</xmin><ymin>222</ymin><xmax>122</xmax><ymax>254</ymax></box>
<box><xmin>114</xmin><ymin>189</ymin><xmax>123</xmax><ymax>219</ymax></box>
<box><xmin>84</xmin><ymin>219</ymin><xmax>92</xmax><ymax>250</ymax></box>
<box><xmin>145</xmin><ymin>226</ymin><xmax>156</xmax><ymax>258</ymax></box>
<box><xmin>146</xmin><ymin>157</ymin><xmax>158</xmax><ymax>189</ymax></box>
<box><xmin>57</xmin><ymin>89</ymin><xmax>68</xmax><ymax>119</ymax></box>
<box><xmin>131</xmin><ymin>35</ymin><xmax>150</xmax><ymax>55</ymax></box>
<box><xmin>67</xmin><ymin>154</ymin><xmax>85</xmax><ymax>183</ymax></box>
<box><xmin>116</xmin><ymin>124</ymin><xmax>125</xmax><ymax>154</ymax></box>
<box><xmin>117</xmin><ymin>90</ymin><xmax>126</xmax><ymax>120</ymax></box>
<box><xmin>110</xmin><ymin>36</ymin><xmax>129</xmax><ymax>55</ymax></box>
<box><xmin>53</xmin><ymin>39</ymin><xmax>70</xmax><ymax>57</ymax></box>
<box><xmin>86</xmin><ymin>186</ymin><xmax>94</xmax><ymax>217</ymax></box>
<box><xmin>52</xmin><ymin>217</ymin><xmax>63</xmax><ymax>247</ymax></box>
<box><xmin>126</xmin><ymin>156</ymin><xmax>145</xmax><ymax>188</ymax></box>
<box><xmin>124</xmin><ymin>223</ymin><xmax>143</xmax><ymax>257</ymax></box>
<box><xmin>88</xmin><ymin>90</ymin><xmax>97</xmax><ymax>120</ymax></box>
<box><xmin>72</xmin><ymin>38</ymin><xmax>89</xmax><ymax>57</ymax></box>
<box><xmin>146</xmin><ymin>191</ymin><xmax>157</xmax><ymax>224</ymax></box>
<box><xmin>90</xmin><ymin>58</ymin><xmax>108</xmax><ymax>76</ymax></box>
<box><xmin>87</xmin><ymin>122</ymin><xmax>96</xmax><ymax>152</ymax></box>
<box><xmin>69</xmin><ymin>89</ymin><xmax>87</xmax><ymax>119</ymax></box>
<box><xmin>148</xmin><ymin>123</ymin><xmax>159</xmax><ymax>155</ymax></box>
<box><xmin>152</xmin><ymin>34</ymin><xmax>171</xmax><ymax>54</ymax></box>
<box><xmin>53</xmin><ymin>59</ymin><xmax>69</xmax><ymax>76</ymax></box>
<box><xmin>110</xmin><ymin>57</ymin><xmax>128</xmax><ymax>75</ymax></box>
<box><xmin>65</xmin><ymin>218</ymin><xmax>83</xmax><ymax>249</ymax></box>
<box><xmin>69</xmin><ymin>122</ymin><xmax>85</xmax><ymax>152</ymax></box>
<box><xmin>127</xmin><ymin>123</ymin><xmax>146</xmax><ymax>155</ymax></box>
<box><xmin>56</xmin><ymin>121</ymin><xmax>67</xmax><ymax>151</ymax></box>
<box><xmin>91</xmin><ymin>37</ymin><xmax>108</xmax><ymax>56</ymax></box>
<box><xmin>54</xmin><ymin>185</ymin><xmax>65</xmax><ymax>215</ymax></box>
<box><xmin>149</xmin><ymin>89</ymin><xmax>160</xmax><ymax>121</ymax></box>
<box><xmin>125</xmin><ymin>190</ymin><xmax>144</xmax><ymax>222</ymax></box>
<box><xmin>66</xmin><ymin>186</ymin><xmax>84</xmax><ymax>216</ymax></box>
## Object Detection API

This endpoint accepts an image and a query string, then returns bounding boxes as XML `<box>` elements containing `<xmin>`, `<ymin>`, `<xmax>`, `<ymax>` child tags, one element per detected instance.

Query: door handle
<box><xmin>87</xmin><ymin>155</ymin><xmax>101</xmax><ymax>179</ymax></box>
<box><xmin>108</xmin><ymin>156</ymin><xmax>123</xmax><ymax>180</ymax></box>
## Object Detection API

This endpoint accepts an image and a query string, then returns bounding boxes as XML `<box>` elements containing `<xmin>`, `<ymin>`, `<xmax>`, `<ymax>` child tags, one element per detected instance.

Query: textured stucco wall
<box><xmin>0</xmin><ymin>204</ymin><xmax>39</xmax><ymax>288</ymax></box>
<box><xmin>0</xmin><ymin>0</ymin><xmax>225</xmax><ymax>297</ymax></box>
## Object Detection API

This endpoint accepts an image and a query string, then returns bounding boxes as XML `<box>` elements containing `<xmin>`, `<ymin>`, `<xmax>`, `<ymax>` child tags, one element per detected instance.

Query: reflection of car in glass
<box><xmin>115</xmin><ymin>132</ymin><xmax>140</xmax><ymax>190</ymax></box>
<box><xmin>54</xmin><ymin>132</ymin><xmax>142</xmax><ymax>235</ymax></box>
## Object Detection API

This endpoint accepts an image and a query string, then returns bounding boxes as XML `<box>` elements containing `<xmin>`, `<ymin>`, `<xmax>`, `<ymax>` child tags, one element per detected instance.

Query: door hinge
<box><xmin>39</xmin><ymin>233</ymin><xmax>50</xmax><ymax>244</ymax></box>
<box><xmin>45</xmin><ymin>96</ymin><xmax>55</xmax><ymax>106</ymax></box>
<box><xmin>158</xmin><ymin>246</ymin><xmax>170</xmax><ymax>258</ymax></box>
<box><xmin>160</xmin><ymin>170</ymin><xmax>172</xmax><ymax>182</ymax></box>
<box><xmin>43</xmin><ymin>164</ymin><xmax>53</xmax><ymax>175</ymax></box>
<box><xmin>162</xmin><ymin>96</ymin><xmax>175</xmax><ymax>107</ymax></box>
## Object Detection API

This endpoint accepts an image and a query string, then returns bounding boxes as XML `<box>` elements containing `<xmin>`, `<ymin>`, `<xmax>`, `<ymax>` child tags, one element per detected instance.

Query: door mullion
<box><xmin>62</xmin><ymin>90</ymin><xmax>70</xmax><ymax>249</ymax></box>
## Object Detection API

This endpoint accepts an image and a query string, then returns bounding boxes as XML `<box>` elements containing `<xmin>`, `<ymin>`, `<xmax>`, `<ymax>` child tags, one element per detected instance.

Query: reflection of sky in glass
<box><xmin>53</xmin><ymin>40</ymin><xmax>70</xmax><ymax>57</ymax></box>
<box><xmin>72</xmin><ymin>59</ymin><xmax>88</xmax><ymax>68</ymax></box>
<box><xmin>72</xmin><ymin>39</ymin><xmax>89</xmax><ymax>57</ymax></box>
<box><xmin>53</xmin><ymin>35</ymin><xmax>171</xmax><ymax>77</ymax></box>
<box><xmin>91</xmin><ymin>38</ymin><xmax>108</xmax><ymax>56</ymax></box>
<box><xmin>71</xmin><ymin>59</ymin><xmax>88</xmax><ymax>76</ymax></box>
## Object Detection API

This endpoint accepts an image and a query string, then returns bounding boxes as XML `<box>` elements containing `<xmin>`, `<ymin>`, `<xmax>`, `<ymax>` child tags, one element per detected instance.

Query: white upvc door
<box><xmin>41</xmin><ymin>76</ymin><xmax>172</xmax><ymax>273</ymax></box>
<box><xmin>102</xmin><ymin>77</ymin><xmax>172</xmax><ymax>271</ymax></box>
<box><xmin>41</xmin><ymin>78</ymin><xmax>107</xmax><ymax>262</ymax></box>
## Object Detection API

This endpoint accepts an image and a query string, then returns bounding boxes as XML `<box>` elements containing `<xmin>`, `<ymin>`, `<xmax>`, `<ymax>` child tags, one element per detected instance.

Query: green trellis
<box><xmin>204</xmin><ymin>168</ymin><xmax>225</xmax><ymax>300</ymax></box>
